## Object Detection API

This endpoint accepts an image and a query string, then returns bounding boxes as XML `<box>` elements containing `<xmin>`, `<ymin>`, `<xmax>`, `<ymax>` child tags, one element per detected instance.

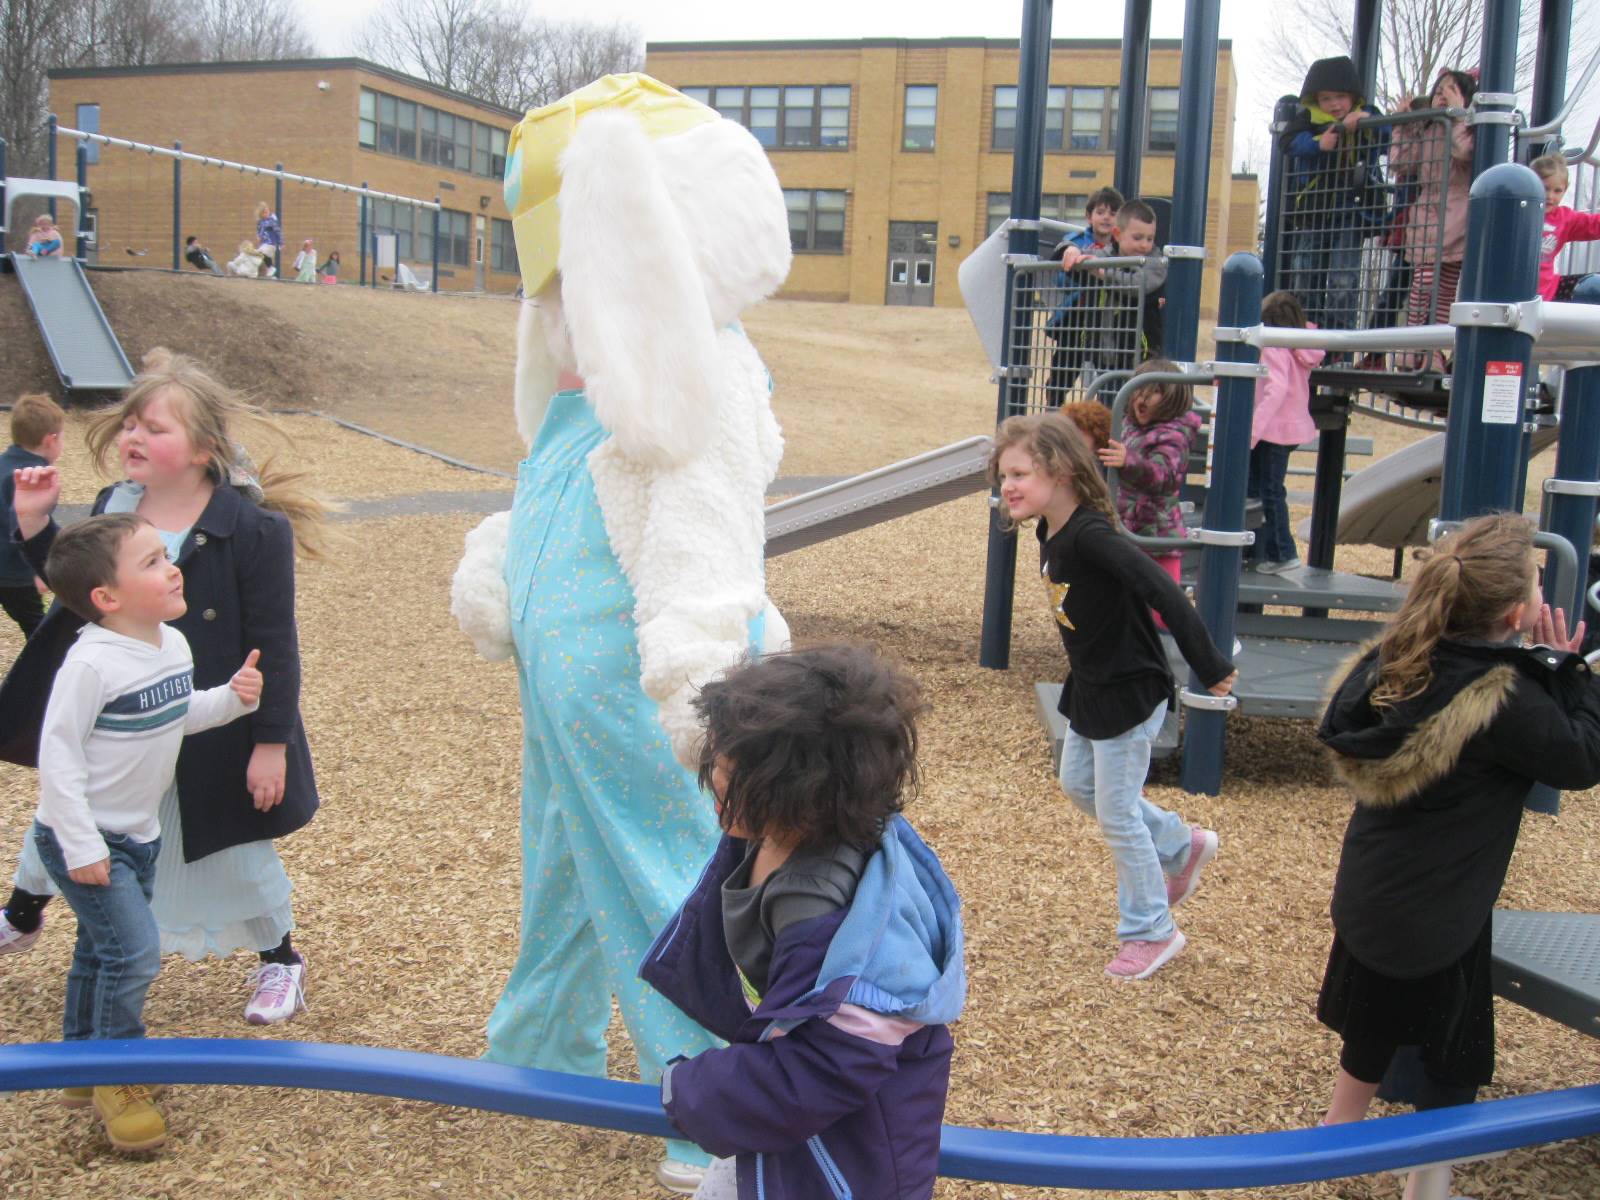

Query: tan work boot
<box><xmin>92</xmin><ymin>1084</ymin><xmax>166</xmax><ymax>1151</ymax></box>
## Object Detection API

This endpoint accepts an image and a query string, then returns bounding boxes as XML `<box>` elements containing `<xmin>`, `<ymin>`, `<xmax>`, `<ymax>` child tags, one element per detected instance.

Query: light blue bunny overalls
<box><xmin>485</xmin><ymin>390</ymin><xmax>731</xmax><ymax>1166</ymax></box>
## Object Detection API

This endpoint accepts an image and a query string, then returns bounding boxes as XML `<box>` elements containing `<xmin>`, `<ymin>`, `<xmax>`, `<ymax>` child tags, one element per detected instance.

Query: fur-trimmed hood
<box><xmin>1319</xmin><ymin>641</ymin><xmax>1526</xmax><ymax>808</ymax></box>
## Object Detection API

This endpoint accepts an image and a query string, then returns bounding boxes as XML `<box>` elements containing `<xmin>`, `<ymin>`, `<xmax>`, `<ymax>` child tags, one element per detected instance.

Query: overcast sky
<box><xmin>308</xmin><ymin>0</ymin><xmax>1598</xmax><ymax>181</ymax></box>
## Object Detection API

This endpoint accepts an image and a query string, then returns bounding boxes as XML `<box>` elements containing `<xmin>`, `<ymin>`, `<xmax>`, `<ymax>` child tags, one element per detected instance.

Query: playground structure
<box><xmin>2</xmin><ymin>3</ymin><xmax>1600</xmax><ymax>1194</ymax></box>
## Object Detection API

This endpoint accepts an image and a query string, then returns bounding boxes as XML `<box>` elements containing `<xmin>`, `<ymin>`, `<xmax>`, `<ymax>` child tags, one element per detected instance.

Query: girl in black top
<box><xmin>990</xmin><ymin>414</ymin><xmax>1235</xmax><ymax>980</ymax></box>
<box><xmin>1317</xmin><ymin>514</ymin><xmax>1600</xmax><ymax>1189</ymax></box>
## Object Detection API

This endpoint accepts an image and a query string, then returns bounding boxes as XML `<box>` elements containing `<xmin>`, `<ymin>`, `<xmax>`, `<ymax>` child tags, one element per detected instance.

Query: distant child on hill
<box><xmin>293</xmin><ymin>239</ymin><xmax>318</xmax><ymax>284</ymax></box>
<box><xmin>319</xmin><ymin>249</ymin><xmax>341</xmax><ymax>285</ymax></box>
<box><xmin>1097</xmin><ymin>358</ymin><xmax>1198</xmax><ymax>587</ymax></box>
<box><xmin>1278</xmin><ymin>56</ymin><xmax>1385</xmax><ymax>332</ymax></box>
<box><xmin>254</xmin><ymin>202</ymin><xmax>282</xmax><ymax>278</ymax></box>
<box><xmin>1</xmin><ymin>394</ymin><xmax>66</xmax><ymax>640</ymax></box>
<box><xmin>1046</xmin><ymin>186</ymin><xmax>1123</xmax><ymax>404</ymax></box>
<box><xmin>1248</xmin><ymin>291</ymin><xmax>1324</xmax><ymax>575</ymax></box>
<box><xmin>1058</xmin><ymin>199</ymin><xmax>1169</xmax><ymax>384</ymax></box>
<box><xmin>184</xmin><ymin>236</ymin><xmax>220</xmax><ymax>274</ymax></box>
<box><xmin>991</xmin><ymin>414</ymin><xmax>1234</xmax><ymax>980</ymax></box>
<box><xmin>30</xmin><ymin>512</ymin><xmax>262</xmax><ymax>1152</ymax></box>
<box><xmin>640</xmin><ymin>644</ymin><xmax>964</xmax><ymax>1200</ymax></box>
<box><xmin>1532</xmin><ymin>153</ymin><xmax>1600</xmax><ymax>301</ymax></box>
<box><xmin>1316</xmin><ymin>514</ymin><xmax>1600</xmax><ymax>1198</ymax></box>
<box><xmin>227</xmin><ymin>240</ymin><xmax>264</xmax><ymax>278</ymax></box>
<box><xmin>0</xmin><ymin>353</ymin><xmax>328</xmax><ymax>1028</ymax></box>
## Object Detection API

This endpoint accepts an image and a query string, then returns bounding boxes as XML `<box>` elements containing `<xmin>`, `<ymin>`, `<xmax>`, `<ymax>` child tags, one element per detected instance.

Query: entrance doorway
<box><xmin>886</xmin><ymin>221</ymin><xmax>936</xmax><ymax>306</ymax></box>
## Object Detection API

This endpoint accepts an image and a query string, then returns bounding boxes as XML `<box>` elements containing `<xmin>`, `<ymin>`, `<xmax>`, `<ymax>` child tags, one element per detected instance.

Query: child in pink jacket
<box><xmin>1248</xmin><ymin>291</ymin><xmax>1324</xmax><ymax>574</ymax></box>
<box><xmin>1533</xmin><ymin>154</ymin><xmax>1600</xmax><ymax>301</ymax></box>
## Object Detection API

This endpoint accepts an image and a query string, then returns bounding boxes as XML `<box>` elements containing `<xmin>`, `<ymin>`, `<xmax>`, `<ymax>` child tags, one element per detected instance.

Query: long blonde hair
<box><xmin>1372</xmin><ymin>513</ymin><xmax>1535</xmax><ymax>707</ymax></box>
<box><xmin>86</xmin><ymin>350</ymin><xmax>330</xmax><ymax>559</ymax></box>
<box><xmin>987</xmin><ymin>412</ymin><xmax>1119</xmax><ymax>532</ymax></box>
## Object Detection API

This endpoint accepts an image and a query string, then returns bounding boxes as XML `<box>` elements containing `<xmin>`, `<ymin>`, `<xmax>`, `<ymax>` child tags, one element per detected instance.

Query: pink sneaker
<box><xmin>244</xmin><ymin>953</ymin><xmax>307</xmax><ymax>1025</ymax></box>
<box><xmin>1167</xmin><ymin>828</ymin><xmax>1218</xmax><ymax>908</ymax></box>
<box><xmin>1106</xmin><ymin>931</ymin><xmax>1187</xmax><ymax>980</ymax></box>
<box><xmin>0</xmin><ymin>912</ymin><xmax>42</xmax><ymax>955</ymax></box>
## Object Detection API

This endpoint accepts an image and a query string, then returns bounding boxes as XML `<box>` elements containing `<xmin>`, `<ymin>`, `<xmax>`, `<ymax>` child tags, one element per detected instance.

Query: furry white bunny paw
<box><xmin>451</xmin><ymin>511</ymin><xmax>515</xmax><ymax>662</ymax></box>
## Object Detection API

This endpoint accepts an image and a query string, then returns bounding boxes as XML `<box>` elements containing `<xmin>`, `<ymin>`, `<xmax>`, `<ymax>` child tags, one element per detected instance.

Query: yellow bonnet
<box><xmin>504</xmin><ymin>73</ymin><xmax>720</xmax><ymax>296</ymax></box>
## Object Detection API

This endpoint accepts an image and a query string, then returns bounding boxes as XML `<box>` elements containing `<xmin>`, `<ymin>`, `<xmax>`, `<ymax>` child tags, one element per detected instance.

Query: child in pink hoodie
<box><xmin>1248</xmin><ymin>291</ymin><xmax>1324</xmax><ymax>574</ymax></box>
<box><xmin>1533</xmin><ymin>154</ymin><xmax>1600</xmax><ymax>301</ymax></box>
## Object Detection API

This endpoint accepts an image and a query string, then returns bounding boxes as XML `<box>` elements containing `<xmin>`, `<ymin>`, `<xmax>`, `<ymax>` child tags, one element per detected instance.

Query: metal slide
<box><xmin>764</xmin><ymin>435</ymin><xmax>994</xmax><ymax>557</ymax></box>
<box><xmin>9</xmin><ymin>254</ymin><xmax>134</xmax><ymax>396</ymax></box>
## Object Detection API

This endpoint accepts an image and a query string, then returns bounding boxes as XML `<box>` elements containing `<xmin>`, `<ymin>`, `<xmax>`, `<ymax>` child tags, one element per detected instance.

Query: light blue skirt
<box><xmin>13</xmin><ymin>783</ymin><xmax>294</xmax><ymax>959</ymax></box>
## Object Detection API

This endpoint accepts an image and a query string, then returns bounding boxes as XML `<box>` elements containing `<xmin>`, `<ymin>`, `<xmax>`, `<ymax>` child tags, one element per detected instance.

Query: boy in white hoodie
<box><xmin>26</xmin><ymin>508</ymin><xmax>261</xmax><ymax>1153</ymax></box>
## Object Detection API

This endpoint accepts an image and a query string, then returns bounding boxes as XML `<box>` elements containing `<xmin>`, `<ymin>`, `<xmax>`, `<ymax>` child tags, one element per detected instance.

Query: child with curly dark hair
<box><xmin>640</xmin><ymin>644</ymin><xmax>966</xmax><ymax>1200</ymax></box>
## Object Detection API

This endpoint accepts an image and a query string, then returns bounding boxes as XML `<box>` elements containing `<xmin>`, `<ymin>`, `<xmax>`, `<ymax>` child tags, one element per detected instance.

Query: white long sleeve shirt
<box><xmin>35</xmin><ymin>622</ymin><xmax>256</xmax><ymax>870</ymax></box>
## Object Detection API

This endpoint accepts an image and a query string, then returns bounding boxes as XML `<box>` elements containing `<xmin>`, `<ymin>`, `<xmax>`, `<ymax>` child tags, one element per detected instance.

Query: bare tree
<box><xmin>194</xmin><ymin>0</ymin><xmax>313</xmax><ymax>61</ymax></box>
<box><xmin>69</xmin><ymin>0</ymin><xmax>202</xmax><ymax>68</ymax></box>
<box><xmin>354</xmin><ymin>0</ymin><xmax>641</xmax><ymax>111</ymax></box>
<box><xmin>1</xmin><ymin>0</ymin><xmax>78</xmax><ymax>175</ymax></box>
<box><xmin>1262</xmin><ymin>0</ymin><xmax>1597</xmax><ymax>114</ymax></box>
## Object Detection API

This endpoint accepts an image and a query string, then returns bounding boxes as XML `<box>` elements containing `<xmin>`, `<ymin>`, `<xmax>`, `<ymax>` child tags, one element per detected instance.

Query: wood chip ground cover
<box><xmin>1</xmin><ymin>279</ymin><xmax>1596</xmax><ymax>1198</ymax></box>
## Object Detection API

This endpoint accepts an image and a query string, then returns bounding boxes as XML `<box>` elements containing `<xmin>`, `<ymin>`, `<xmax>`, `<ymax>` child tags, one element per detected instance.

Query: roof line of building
<box><xmin>46</xmin><ymin>57</ymin><xmax>524</xmax><ymax>120</ymax></box>
<box><xmin>645</xmin><ymin>37</ymin><xmax>1229</xmax><ymax>52</ymax></box>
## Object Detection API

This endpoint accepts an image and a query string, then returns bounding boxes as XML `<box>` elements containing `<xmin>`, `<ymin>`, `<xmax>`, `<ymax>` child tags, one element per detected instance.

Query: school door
<box><xmin>886</xmin><ymin>221</ymin><xmax>937</xmax><ymax>306</ymax></box>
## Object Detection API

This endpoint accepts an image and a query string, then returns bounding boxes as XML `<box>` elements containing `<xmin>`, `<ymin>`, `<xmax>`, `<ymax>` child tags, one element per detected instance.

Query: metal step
<box><xmin>1034</xmin><ymin>682</ymin><xmax>1182</xmax><ymax>768</ymax></box>
<box><xmin>1493</xmin><ymin>910</ymin><xmax>1600</xmax><ymax>1039</ymax></box>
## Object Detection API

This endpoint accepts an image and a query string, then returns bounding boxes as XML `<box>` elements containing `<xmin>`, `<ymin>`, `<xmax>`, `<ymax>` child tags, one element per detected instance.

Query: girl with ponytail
<box><xmin>1316</xmin><ymin>513</ymin><xmax>1600</xmax><ymax>1194</ymax></box>
<box><xmin>989</xmin><ymin>413</ymin><xmax>1236</xmax><ymax>981</ymax></box>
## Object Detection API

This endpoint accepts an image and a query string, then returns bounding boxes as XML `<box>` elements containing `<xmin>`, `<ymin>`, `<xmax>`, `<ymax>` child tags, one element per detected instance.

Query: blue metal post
<box><xmin>1114</xmin><ymin>0</ymin><xmax>1151</xmax><ymax>202</ymax></box>
<box><xmin>979</xmin><ymin>0</ymin><xmax>1053</xmax><ymax>671</ymax></box>
<box><xmin>47</xmin><ymin>114</ymin><xmax>58</xmax><ymax>221</ymax></box>
<box><xmin>1439</xmin><ymin>164</ymin><xmax>1544</xmax><ymax>521</ymax></box>
<box><xmin>1163</xmin><ymin>0</ymin><xmax>1221</xmax><ymax>364</ymax></box>
<box><xmin>74</xmin><ymin>144</ymin><xmax>87</xmax><ymax>260</ymax></box>
<box><xmin>1351</xmin><ymin>0</ymin><xmax>1383</xmax><ymax>98</ymax></box>
<box><xmin>1542</xmin><ymin>275</ymin><xmax>1600</xmax><ymax>619</ymax></box>
<box><xmin>1179</xmin><ymin>253</ymin><xmax>1261</xmax><ymax>796</ymax></box>
<box><xmin>172</xmin><ymin>141</ymin><xmax>182</xmax><ymax>271</ymax></box>
<box><xmin>358</xmin><ymin>184</ymin><xmax>369</xmax><ymax>287</ymax></box>
<box><xmin>1472</xmin><ymin>0</ymin><xmax>1519</xmax><ymax>179</ymax></box>
<box><xmin>431</xmin><ymin>200</ymin><xmax>441</xmax><ymax>294</ymax></box>
<box><xmin>274</xmin><ymin>166</ymin><xmax>284</xmax><ymax>280</ymax></box>
<box><xmin>1260</xmin><ymin>96</ymin><xmax>1296</xmax><ymax>292</ymax></box>
<box><xmin>1527</xmin><ymin>0</ymin><xmax>1573</xmax><ymax>161</ymax></box>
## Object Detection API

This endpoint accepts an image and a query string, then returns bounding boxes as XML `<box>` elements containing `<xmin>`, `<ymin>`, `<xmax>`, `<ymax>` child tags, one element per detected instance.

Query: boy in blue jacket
<box><xmin>1277</xmin><ymin>55</ymin><xmax>1387</xmax><ymax>332</ymax></box>
<box><xmin>1045</xmin><ymin>186</ymin><xmax>1123</xmax><ymax>405</ymax></box>
<box><xmin>641</xmin><ymin>644</ymin><xmax>965</xmax><ymax>1200</ymax></box>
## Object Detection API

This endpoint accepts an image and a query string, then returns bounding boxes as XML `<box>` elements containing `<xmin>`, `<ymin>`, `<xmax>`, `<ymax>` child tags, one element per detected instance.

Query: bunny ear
<box><xmin>513</xmin><ymin>296</ymin><xmax>561</xmax><ymax>449</ymax></box>
<box><xmin>556</xmin><ymin>110</ymin><xmax>718</xmax><ymax>468</ymax></box>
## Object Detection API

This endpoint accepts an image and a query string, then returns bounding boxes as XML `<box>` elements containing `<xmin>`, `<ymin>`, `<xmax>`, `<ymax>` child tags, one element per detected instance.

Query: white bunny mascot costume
<box><xmin>449</xmin><ymin>74</ymin><xmax>790</xmax><ymax>1189</ymax></box>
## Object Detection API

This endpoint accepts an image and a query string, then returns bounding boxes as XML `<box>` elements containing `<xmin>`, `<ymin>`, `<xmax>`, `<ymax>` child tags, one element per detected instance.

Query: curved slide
<box><xmin>1299</xmin><ymin>427</ymin><xmax>1561</xmax><ymax>549</ymax></box>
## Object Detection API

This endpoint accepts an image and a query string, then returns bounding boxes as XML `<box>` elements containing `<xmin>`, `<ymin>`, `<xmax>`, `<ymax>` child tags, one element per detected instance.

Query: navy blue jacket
<box><xmin>0</xmin><ymin>482</ymin><xmax>317</xmax><ymax>861</ymax></box>
<box><xmin>641</xmin><ymin>817</ymin><xmax>965</xmax><ymax>1200</ymax></box>
<box><xmin>0</xmin><ymin>444</ymin><xmax>49</xmax><ymax>585</ymax></box>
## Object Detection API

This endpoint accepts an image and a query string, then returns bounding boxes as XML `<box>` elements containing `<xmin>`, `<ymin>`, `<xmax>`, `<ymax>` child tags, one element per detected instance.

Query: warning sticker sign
<box><xmin>1482</xmin><ymin>361</ymin><xmax>1523</xmax><ymax>425</ymax></box>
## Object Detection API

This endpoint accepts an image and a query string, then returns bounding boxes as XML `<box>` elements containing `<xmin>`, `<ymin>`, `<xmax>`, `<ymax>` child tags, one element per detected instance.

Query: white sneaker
<box><xmin>0</xmin><ymin>913</ymin><xmax>42</xmax><ymax>955</ymax></box>
<box><xmin>244</xmin><ymin>953</ymin><xmax>307</xmax><ymax>1025</ymax></box>
<box><xmin>656</xmin><ymin>1157</ymin><xmax>707</xmax><ymax>1194</ymax></box>
<box><xmin>1254</xmin><ymin>557</ymin><xmax>1302</xmax><ymax>575</ymax></box>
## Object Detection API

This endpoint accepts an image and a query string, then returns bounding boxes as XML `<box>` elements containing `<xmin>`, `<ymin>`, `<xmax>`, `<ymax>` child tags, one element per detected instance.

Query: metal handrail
<box><xmin>1104</xmin><ymin>368</ymin><xmax>1221</xmax><ymax>553</ymax></box>
<box><xmin>1521</xmin><ymin>43</ymin><xmax>1600</xmax><ymax>140</ymax></box>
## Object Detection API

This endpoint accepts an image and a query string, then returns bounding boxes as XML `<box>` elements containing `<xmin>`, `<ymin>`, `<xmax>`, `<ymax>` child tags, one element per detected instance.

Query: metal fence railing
<box><xmin>1006</xmin><ymin>254</ymin><xmax>1154</xmax><ymax>414</ymax></box>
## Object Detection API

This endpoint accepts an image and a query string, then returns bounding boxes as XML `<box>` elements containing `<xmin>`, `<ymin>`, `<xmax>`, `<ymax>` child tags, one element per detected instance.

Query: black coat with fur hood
<box><xmin>1319</xmin><ymin>640</ymin><xmax>1600</xmax><ymax>979</ymax></box>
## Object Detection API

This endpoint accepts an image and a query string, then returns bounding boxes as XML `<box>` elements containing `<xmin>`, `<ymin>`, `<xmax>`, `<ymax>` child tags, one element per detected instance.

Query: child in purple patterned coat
<box><xmin>1098</xmin><ymin>358</ymin><xmax>1199</xmax><ymax>587</ymax></box>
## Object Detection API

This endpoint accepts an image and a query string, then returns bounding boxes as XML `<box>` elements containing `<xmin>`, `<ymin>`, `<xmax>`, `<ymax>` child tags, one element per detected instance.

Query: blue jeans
<box><xmin>33</xmin><ymin>821</ymin><xmax>161</xmax><ymax>1042</ymax></box>
<box><xmin>1248</xmin><ymin>441</ymin><xmax>1297</xmax><ymax>563</ymax></box>
<box><xmin>1059</xmin><ymin>701</ymin><xmax>1191</xmax><ymax>942</ymax></box>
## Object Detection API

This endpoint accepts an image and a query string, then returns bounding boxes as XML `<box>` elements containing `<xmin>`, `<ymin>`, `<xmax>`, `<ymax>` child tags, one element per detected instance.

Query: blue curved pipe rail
<box><xmin>2</xmin><ymin>1039</ymin><xmax>1598</xmax><ymax>1189</ymax></box>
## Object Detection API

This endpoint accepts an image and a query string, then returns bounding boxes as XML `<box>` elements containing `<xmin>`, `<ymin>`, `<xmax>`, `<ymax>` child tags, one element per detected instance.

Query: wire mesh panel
<box><xmin>1271</xmin><ymin>107</ymin><xmax>1462</xmax><ymax>385</ymax></box>
<box><xmin>1004</xmin><ymin>256</ymin><xmax>1150</xmax><ymax>416</ymax></box>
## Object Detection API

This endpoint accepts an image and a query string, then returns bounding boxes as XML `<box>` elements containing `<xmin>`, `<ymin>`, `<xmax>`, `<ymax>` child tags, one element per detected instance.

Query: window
<box><xmin>416</xmin><ymin>208</ymin><xmax>470</xmax><ymax>266</ymax></box>
<box><xmin>1070</xmin><ymin>88</ymin><xmax>1115</xmax><ymax>151</ymax></box>
<box><xmin>784</xmin><ymin>188</ymin><xmax>847</xmax><ymax>252</ymax></box>
<box><xmin>359</xmin><ymin>87</ymin><xmax>509</xmax><ymax>178</ymax></box>
<box><xmin>491</xmin><ymin>217</ymin><xmax>518</xmax><ymax>274</ymax></box>
<box><xmin>992</xmin><ymin>86</ymin><xmax>1065</xmax><ymax>151</ymax></box>
<box><xmin>76</xmin><ymin>104</ymin><xmax>100</xmax><ymax>164</ymax></box>
<box><xmin>1148</xmin><ymin>88</ymin><xmax>1180</xmax><ymax>152</ymax></box>
<box><xmin>370</xmin><ymin>199</ymin><xmax>414</xmax><ymax>262</ymax></box>
<box><xmin>903</xmin><ymin>85</ymin><xmax>937</xmax><ymax>151</ymax></box>
<box><xmin>684</xmin><ymin>84</ymin><xmax>848</xmax><ymax>149</ymax></box>
<box><xmin>985</xmin><ymin>193</ymin><xmax>1087</xmax><ymax>237</ymax></box>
